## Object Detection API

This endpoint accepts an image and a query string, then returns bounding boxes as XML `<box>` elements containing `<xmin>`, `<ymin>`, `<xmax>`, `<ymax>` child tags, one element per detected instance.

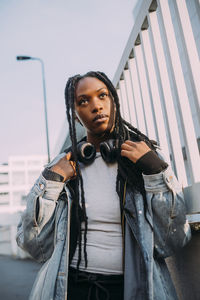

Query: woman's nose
<box><xmin>91</xmin><ymin>97</ymin><xmax>103</xmax><ymax>113</ymax></box>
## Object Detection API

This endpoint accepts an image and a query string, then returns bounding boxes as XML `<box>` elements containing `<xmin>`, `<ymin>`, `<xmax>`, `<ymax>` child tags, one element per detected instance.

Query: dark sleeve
<box><xmin>42</xmin><ymin>168</ymin><xmax>64</xmax><ymax>182</ymax></box>
<box><xmin>135</xmin><ymin>150</ymin><xmax>168</xmax><ymax>175</ymax></box>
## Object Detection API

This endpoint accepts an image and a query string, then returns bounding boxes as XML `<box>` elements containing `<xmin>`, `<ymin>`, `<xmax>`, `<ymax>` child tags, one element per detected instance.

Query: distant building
<box><xmin>0</xmin><ymin>155</ymin><xmax>47</xmax><ymax>257</ymax></box>
<box><xmin>0</xmin><ymin>163</ymin><xmax>9</xmax><ymax>206</ymax></box>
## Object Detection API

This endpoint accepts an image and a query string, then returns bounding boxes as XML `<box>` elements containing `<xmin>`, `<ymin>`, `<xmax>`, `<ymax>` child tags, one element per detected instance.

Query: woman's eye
<box><xmin>79</xmin><ymin>98</ymin><xmax>88</xmax><ymax>105</ymax></box>
<box><xmin>99</xmin><ymin>92</ymin><xmax>107</xmax><ymax>99</ymax></box>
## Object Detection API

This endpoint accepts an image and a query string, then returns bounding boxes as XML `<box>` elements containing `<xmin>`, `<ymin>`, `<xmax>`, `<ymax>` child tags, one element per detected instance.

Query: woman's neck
<box><xmin>87</xmin><ymin>131</ymin><xmax>114</xmax><ymax>151</ymax></box>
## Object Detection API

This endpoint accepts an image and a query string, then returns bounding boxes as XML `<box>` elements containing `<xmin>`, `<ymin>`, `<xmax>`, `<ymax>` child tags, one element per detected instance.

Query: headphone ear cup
<box><xmin>77</xmin><ymin>141</ymin><xmax>96</xmax><ymax>164</ymax></box>
<box><xmin>100</xmin><ymin>139</ymin><xmax>118</xmax><ymax>163</ymax></box>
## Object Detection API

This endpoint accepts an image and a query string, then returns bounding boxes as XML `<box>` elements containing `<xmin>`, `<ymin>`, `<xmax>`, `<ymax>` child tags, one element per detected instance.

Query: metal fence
<box><xmin>113</xmin><ymin>0</ymin><xmax>200</xmax><ymax>221</ymax></box>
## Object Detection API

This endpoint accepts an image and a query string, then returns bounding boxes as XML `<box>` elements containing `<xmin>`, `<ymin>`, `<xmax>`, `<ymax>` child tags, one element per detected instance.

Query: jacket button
<box><xmin>39</xmin><ymin>183</ymin><xmax>45</xmax><ymax>190</ymax></box>
<box><xmin>166</xmin><ymin>176</ymin><xmax>173</xmax><ymax>183</ymax></box>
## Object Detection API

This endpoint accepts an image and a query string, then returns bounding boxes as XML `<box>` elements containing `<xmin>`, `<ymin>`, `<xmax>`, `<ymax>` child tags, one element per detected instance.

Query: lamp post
<box><xmin>16</xmin><ymin>55</ymin><xmax>51</xmax><ymax>163</ymax></box>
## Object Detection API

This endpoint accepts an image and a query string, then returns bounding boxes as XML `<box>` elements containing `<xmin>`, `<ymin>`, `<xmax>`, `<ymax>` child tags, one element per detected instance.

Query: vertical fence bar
<box><xmin>134</xmin><ymin>42</ymin><xmax>157</xmax><ymax>140</ymax></box>
<box><xmin>148</xmin><ymin>10</ymin><xmax>188</xmax><ymax>187</ymax></box>
<box><xmin>128</xmin><ymin>58</ymin><xmax>147</xmax><ymax>135</ymax></box>
<box><xmin>119</xmin><ymin>79</ymin><xmax>131</xmax><ymax>122</ymax></box>
<box><xmin>141</xmin><ymin>26</ymin><xmax>170</xmax><ymax>161</ymax></box>
<box><xmin>158</xmin><ymin>0</ymin><xmax>200</xmax><ymax>183</ymax></box>
<box><xmin>173</xmin><ymin>0</ymin><xmax>200</xmax><ymax>117</ymax></box>
<box><xmin>123</xmin><ymin>68</ymin><xmax>137</xmax><ymax>127</ymax></box>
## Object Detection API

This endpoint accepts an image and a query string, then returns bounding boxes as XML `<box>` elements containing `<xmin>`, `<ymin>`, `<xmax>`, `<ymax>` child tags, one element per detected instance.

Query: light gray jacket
<box><xmin>16</xmin><ymin>151</ymin><xmax>191</xmax><ymax>300</ymax></box>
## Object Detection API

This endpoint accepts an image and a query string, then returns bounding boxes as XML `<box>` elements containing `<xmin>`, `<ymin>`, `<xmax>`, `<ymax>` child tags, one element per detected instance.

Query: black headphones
<box><xmin>66</xmin><ymin>132</ymin><xmax>154</xmax><ymax>165</ymax></box>
<box><xmin>76</xmin><ymin>139</ymin><xmax>118</xmax><ymax>164</ymax></box>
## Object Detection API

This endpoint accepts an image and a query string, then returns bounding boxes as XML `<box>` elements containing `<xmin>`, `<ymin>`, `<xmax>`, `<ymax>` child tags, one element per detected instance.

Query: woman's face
<box><xmin>75</xmin><ymin>77</ymin><xmax>115</xmax><ymax>136</ymax></box>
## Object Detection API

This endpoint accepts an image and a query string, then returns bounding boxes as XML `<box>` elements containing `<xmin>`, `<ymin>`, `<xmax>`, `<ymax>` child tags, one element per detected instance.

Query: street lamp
<box><xmin>16</xmin><ymin>55</ymin><xmax>51</xmax><ymax>163</ymax></box>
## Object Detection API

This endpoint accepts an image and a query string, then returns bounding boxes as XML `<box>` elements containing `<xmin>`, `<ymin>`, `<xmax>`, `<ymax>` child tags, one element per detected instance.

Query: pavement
<box><xmin>0</xmin><ymin>255</ymin><xmax>42</xmax><ymax>300</ymax></box>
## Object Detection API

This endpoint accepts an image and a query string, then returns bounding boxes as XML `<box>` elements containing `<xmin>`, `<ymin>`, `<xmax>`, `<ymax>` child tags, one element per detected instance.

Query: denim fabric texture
<box><xmin>16</xmin><ymin>150</ymin><xmax>191</xmax><ymax>300</ymax></box>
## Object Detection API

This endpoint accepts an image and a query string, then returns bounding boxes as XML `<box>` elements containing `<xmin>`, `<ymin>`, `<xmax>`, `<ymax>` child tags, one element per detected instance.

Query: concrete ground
<box><xmin>0</xmin><ymin>255</ymin><xmax>41</xmax><ymax>300</ymax></box>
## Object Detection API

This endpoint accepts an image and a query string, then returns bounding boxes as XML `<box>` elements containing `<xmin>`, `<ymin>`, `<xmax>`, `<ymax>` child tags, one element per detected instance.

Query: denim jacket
<box><xmin>16</xmin><ymin>150</ymin><xmax>191</xmax><ymax>300</ymax></box>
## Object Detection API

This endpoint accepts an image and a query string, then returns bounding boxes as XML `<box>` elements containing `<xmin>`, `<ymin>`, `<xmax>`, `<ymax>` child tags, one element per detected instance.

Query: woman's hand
<box><xmin>121</xmin><ymin>140</ymin><xmax>151</xmax><ymax>163</ymax></box>
<box><xmin>50</xmin><ymin>152</ymin><xmax>76</xmax><ymax>182</ymax></box>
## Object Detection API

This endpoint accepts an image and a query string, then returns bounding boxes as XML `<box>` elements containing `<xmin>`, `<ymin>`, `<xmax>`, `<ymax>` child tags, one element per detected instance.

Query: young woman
<box><xmin>16</xmin><ymin>71</ymin><xmax>191</xmax><ymax>300</ymax></box>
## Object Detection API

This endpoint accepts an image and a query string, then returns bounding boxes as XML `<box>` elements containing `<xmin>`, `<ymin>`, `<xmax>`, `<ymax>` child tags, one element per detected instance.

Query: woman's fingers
<box><xmin>65</xmin><ymin>152</ymin><xmax>77</xmax><ymax>177</ymax></box>
<box><xmin>51</xmin><ymin>152</ymin><xmax>77</xmax><ymax>181</ymax></box>
<box><xmin>121</xmin><ymin>140</ymin><xmax>151</xmax><ymax>163</ymax></box>
<box><xmin>65</xmin><ymin>152</ymin><xmax>72</xmax><ymax>161</ymax></box>
<box><xmin>121</xmin><ymin>142</ymin><xmax>135</xmax><ymax>151</ymax></box>
<box><xmin>68</xmin><ymin>160</ymin><xmax>77</xmax><ymax>177</ymax></box>
<box><xmin>121</xmin><ymin>149</ymin><xmax>134</xmax><ymax>161</ymax></box>
<box><xmin>123</xmin><ymin>140</ymin><xmax>138</xmax><ymax>147</ymax></box>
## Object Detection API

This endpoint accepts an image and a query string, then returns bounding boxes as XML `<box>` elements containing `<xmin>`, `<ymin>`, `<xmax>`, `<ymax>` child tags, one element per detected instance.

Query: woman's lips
<box><xmin>93</xmin><ymin>116</ymin><xmax>108</xmax><ymax>124</ymax></box>
<box><xmin>93</xmin><ymin>114</ymin><xmax>108</xmax><ymax>123</ymax></box>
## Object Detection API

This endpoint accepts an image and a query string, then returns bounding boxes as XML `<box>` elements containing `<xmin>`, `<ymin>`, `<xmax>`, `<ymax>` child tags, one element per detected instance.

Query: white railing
<box><xmin>113</xmin><ymin>0</ymin><xmax>200</xmax><ymax>218</ymax></box>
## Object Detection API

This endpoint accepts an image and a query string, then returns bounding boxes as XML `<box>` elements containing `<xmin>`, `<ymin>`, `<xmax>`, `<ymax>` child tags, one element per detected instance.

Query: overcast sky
<box><xmin>0</xmin><ymin>0</ymin><xmax>139</xmax><ymax>163</ymax></box>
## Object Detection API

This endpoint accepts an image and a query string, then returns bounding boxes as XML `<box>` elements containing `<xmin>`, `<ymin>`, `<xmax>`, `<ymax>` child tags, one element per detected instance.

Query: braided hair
<box><xmin>64</xmin><ymin>71</ymin><xmax>156</xmax><ymax>271</ymax></box>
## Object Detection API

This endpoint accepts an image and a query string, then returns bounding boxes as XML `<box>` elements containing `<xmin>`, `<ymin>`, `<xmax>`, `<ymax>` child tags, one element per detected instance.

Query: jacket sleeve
<box><xmin>16</xmin><ymin>156</ymin><xmax>65</xmax><ymax>263</ymax></box>
<box><xmin>143</xmin><ymin>151</ymin><xmax>191</xmax><ymax>258</ymax></box>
